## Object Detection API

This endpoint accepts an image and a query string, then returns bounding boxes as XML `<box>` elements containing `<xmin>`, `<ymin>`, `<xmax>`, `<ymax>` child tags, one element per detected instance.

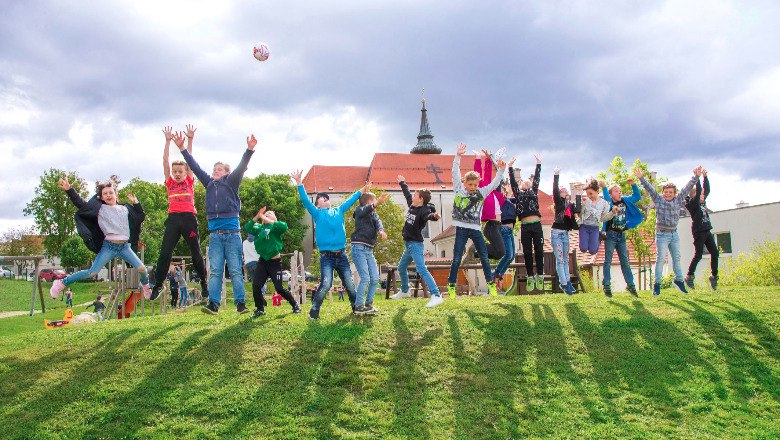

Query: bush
<box><xmin>720</xmin><ymin>237</ymin><xmax>780</xmax><ymax>286</ymax></box>
<box><xmin>660</xmin><ymin>272</ymin><xmax>675</xmax><ymax>289</ymax></box>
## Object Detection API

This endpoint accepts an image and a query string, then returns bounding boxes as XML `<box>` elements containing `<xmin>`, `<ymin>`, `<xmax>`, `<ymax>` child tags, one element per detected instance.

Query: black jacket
<box><xmin>399</xmin><ymin>181</ymin><xmax>438</xmax><ymax>242</ymax></box>
<box><xmin>350</xmin><ymin>205</ymin><xmax>384</xmax><ymax>247</ymax></box>
<box><xmin>66</xmin><ymin>188</ymin><xmax>145</xmax><ymax>258</ymax></box>
<box><xmin>509</xmin><ymin>164</ymin><xmax>542</xmax><ymax>220</ymax></box>
<box><xmin>551</xmin><ymin>175</ymin><xmax>581</xmax><ymax>231</ymax></box>
<box><xmin>685</xmin><ymin>176</ymin><xmax>712</xmax><ymax>233</ymax></box>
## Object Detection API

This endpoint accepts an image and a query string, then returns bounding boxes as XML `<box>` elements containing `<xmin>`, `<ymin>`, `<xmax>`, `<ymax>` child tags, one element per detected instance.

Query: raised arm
<box><xmin>552</xmin><ymin>170</ymin><xmax>561</xmax><ymax>204</ymax></box>
<box><xmin>398</xmin><ymin>176</ymin><xmax>413</xmax><ymax>207</ymax></box>
<box><xmin>508</xmin><ymin>167</ymin><xmax>520</xmax><ymax>199</ymax></box>
<box><xmin>339</xmin><ymin>189</ymin><xmax>363</xmax><ymax>214</ymax></box>
<box><xmin>272</xmin><ymin>221</ymin><xmax>289</xmax><ymax>234</ymax></box>
<box><xmin>180</xmin><ymin>149</ymin><xmax>211</xmax><ymax>187</ymax></box>
<box><xmin>185</xmin><ymin>124</ymin><xmax>197</xmax><ymax>178</ymax></box>
<box><xmin>677</xmin><ymin>167</ymin><xmax>701</xmax><ymax>203</ymax></box>
<box><xmin>162</xmin><ymin>126</ymin><xmax>173</xmax><ymax>180</ymax></box>
<box><xmin>227</xmin><ymin>135</ymin><xmax>257</xmax><ymax>189</ymax></box>
<box><xmin>59</xmin><ymin>178</ymin><xmax>88</xmax><ymax>209</ymax></box>
<box><xmin>703</xmin><ymin>171</ymin><xmax>710</xmax><ymax>199</ymax></box>
<box><xmin>480</xmin><ymin>160</ymin><xmax>506</xmax><ymax>197</ymax></box>
<box><xmin>452</xmin><ymin>144</ymin><xmax>466</xmax><ymax>186</ymax></box>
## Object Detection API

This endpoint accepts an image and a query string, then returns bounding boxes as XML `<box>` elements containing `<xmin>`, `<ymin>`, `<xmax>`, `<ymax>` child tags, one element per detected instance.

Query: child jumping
<box><xmin>448</xmin><ymin>143</ymin><xmax>506</xmax><ymax>298</ymax></box>
<box><xmin>474</xmin><ymin>149</ymin><xmax>506</xmax><ymax>260</ymax></box>
<box><xmin>244</xmin><ymin>207</ymin><xmax>301</xmax><ymax>318</ymax></box>
<box><xmin>179</xmin><ymin>133</ymin><xmax>257</xmax><ymax>315</ymax></box>
<box><xmin>390</xmin><ymin>175</ymin><xmax>442</xmax><ymax>306</ymax></box>
<box><xmin>291</xmin><ymin>170</ymin><xmax>369</xmax><ymax>319</ymax></box>
<box><xmin>685</xmin><ymin>169</ymin><xmax>719</xmax><ymax>290</ymax></box>
<box><xmin>509</xmin><ymin>154</ymin><xmax>544</xmax><ymax>291</ymax></box>
<box><xmin>578</xmin><ymin>179</ymin><xmax>614</xmax><ymax>255</ymax></box>
<box><xmin>50</xmin><ymin>177</ymin><xmax>151</xmax><ymax>299</ymax></box>
<box><xmin>351</xmin><ymin>191</ymin><xmax>389</xmax><ymax>315</ymax></box>
<box><xmin>492</xmin><ymin>177</ymin><xmax>517</xmax><ymax>289</ymax></box>
<box><xmin>149</xmin><ymin>125</ymin><xmax>209</xmax><ymax>302</ymax></box>
<box><xmin>636</xmin><ymin>166</ymin><xmax>701</xmax><ymax>296</ymax></box>
<box><xmin>551</xmin><ymin>167</ymin><xmax>582</xmax><ymax>295</ymax></box>
<box><xmin>600</xmin><ymin>178</ymin><xmax>642</xmax><ymax>297</ymax></box>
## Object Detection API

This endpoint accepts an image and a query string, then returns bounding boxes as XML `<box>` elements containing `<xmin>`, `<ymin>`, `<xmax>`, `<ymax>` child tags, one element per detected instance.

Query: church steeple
<box><xmin>410</xmin><ymin>98</ymin><xmax>441</xmax><ymax>154</ymax></box>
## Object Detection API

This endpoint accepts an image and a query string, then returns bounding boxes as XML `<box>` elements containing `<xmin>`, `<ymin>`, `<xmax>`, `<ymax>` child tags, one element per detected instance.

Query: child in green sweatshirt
<box><xmin>244</xmin><ymin>206</ymin><xmax>300</xmax><ymax>318</ymax></box>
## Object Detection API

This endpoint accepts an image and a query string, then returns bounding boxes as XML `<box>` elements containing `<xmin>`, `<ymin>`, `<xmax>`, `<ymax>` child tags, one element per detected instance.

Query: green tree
<box><xmin>343</xmin><ymin>187</ymin><xmax>406</xmax><ymax>267</ymax></box>
<box><xmin>59</xmin><ymin>235</ymin><xmax>93</xmax><ymax>269</ymax></box>
<box><xmin>118</xmin><ymin>178</ymin><xmax>168</xmax><ymax>264</ymax></box>
<box><xmin>598</xmin><ymin>157</ymin><xmax>663</xmax><ymax>290</ymax></box>
<box><xmin>23</xmin><ymin>168</ymin><xmax>88</xmax><ymax>256</ymax></box>
<box><xmin>0</xmin><ymin>226</ymin><xmax>45</xmax><ymax>277</ymax></box>
<box><xmin>239</xmin><ymin>174</ymin><xmax>308</xmax><ymax>266</ymax></box>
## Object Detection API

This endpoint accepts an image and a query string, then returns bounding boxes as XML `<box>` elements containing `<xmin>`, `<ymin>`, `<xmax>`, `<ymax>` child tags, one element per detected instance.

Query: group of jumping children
<box><xmin>49</xmin><ymin>128</ymin><xmax>720</xmax><ymax>319</ymax></box>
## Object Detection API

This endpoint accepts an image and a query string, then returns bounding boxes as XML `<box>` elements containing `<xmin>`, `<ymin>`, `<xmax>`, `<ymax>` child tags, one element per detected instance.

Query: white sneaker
<box><xmin>493</xmin><ymin>147</ymin><xmax>508</xmax><ymax>161</ymax></box>
<box><xmin>50</xmin><ymin>279</ymin><xmax>65</xmax><ymax>299</ymax></box>
<box><xmin>425</xmin><ymin>295</ymin><xmax>444</xmax><ymax>308</ymax></box>
<box><xmin>390</xmin><ymin>290</ymin><xmax>411</xmax><ymax>300</ymax></box>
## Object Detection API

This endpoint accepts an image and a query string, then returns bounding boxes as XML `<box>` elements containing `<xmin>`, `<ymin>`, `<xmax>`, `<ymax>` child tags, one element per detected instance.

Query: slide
<box><xmin>120</xmin><ymin>291</ymin><xmax>144</xmax><ymax>319</ymax></box>
<box><xmin>503</xmin><ymin>270</ymin><xmax>518</xmax><ymax>296</ymax></box>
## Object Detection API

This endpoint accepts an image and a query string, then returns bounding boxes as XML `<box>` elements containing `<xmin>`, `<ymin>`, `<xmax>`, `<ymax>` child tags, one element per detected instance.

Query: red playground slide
<box><xmin>118</xmin><ymin>291</ymin><xmax>144</xmax><ymax>319</ymax></box>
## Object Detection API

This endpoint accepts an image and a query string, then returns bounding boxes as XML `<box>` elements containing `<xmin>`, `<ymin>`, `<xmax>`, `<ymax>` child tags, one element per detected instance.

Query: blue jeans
<box><xmin>655</xmin><ymin>230</ymin><xmax>683</xmax><ymax>283</ymax></box>
<box><xmin>351</xmin><ymin>243</ymin><xmax>380</xmax><ymax>307</ymax></box>
<box><xmin>603</xmin><ymin>230</ymin><xmax>634</xmax><ymax>288</ymax></box>
<box><xmin>579</xmin><ymin>224</ymin><xmax>600</xmax><ymax>254</ymax></box>
<box><xmin>312</xmin><ymin>250</ymin><xmax>357</xmax><ymax>311</ymax></box>
<box><xmin>448</xmin><ymin>227</ymin><xmax>493</xmax><ymax>285</ymax></box>
<box><xmin>551</xmin><ymin>229</ymin><xmax>570</xmax><ymax>287</ymax></box>
<box><xmin>398</xmin><ymin>241</ymin><xmax>441</xmax><ymax>296</ymax></box>
<box><xmin>179</xmin><ymin>286</ymin><xmax>189</xmax><ymax>306</ymax></box>
<box><xmin>493</xmin><ymin>225</ymin><xmax>516</xmax><ymax>278</ymax></box>
<box><xmin>208</xmin><ymin>230</ymin><xmax>245</xmax><ymax>305</ymax></box>
<box><xmin>64</xmin><ymin>241</ymin><xmax>148</xmax><ymax>286</ymax></box>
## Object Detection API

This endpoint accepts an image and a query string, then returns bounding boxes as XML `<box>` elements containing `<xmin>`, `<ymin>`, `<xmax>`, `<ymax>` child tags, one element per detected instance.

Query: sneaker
<box><xmin>487</xmin><ymin>282</ymin><xmax>498</xmax><ymax>297</ymax></box>
<box><xmin>526</xmin><ymin>276</ymin><xmax>535</xmax><ymax>291</ymax></box>
<box><xmin>250</xmin><ymin>309</ymin><xmax>266</xmax><ymax>319</ymax></box>
<box><xmin>685</xmin><ymin>275</ymin><xmax>695</xmax><ymax>289</ymax></box>
<box><xmin>353</xmin><ymin>305</ymin><xmax>371</xmax><ymax>315</ymax></box>
<box><xmin>236</xmin><ymin>302</ymin><xmax>250</xmax><ymax>314</ymax></box>
<box><xmin>364</xmin><ymin>303</ymin><xmax>379</xmax><ymax>314</ymax></box>
<box><xmin>50</xmin><ymin>279</ymin><xmax>65</xmax><ymax>299</ymax></box>
<box><xmin>626</xmin><ymin>285</ymin><xmax>638</xmax><ymax>297</ymax></box>
<box><xmin>493</xmin><ymin>147</ymin><xmax>508</xmax><ymax>161</ymax></box>
<box><xmin>149</xmin><ymin>284</ymin><xmax>161</xmax><ymax>301</ymax></box>
<box><xmin>200</xmin><ymin>281</ymin><xmax>209</xmax><ymax>299</ymax></box>
<box><xmin>535</xmin><ymin>275</ymin><xmax>544</xmax><ymax>291</ymax></box>
<box><xmin>493</xmin><ymin>274</ymin><xmax>503</xmax><ymax>290</ymax></box>
<box><xmin>425</xmin><ymin>295</ymin><xmax>444</xmax><ymax>308</ymax></box>
<box><xmin>141</xmin><ymin>283</ymin><xmax>152</xmax><ymax>300</ymax></box>
<box><xmin>201</xmin><ymin>301</ymin><xmax>219</xmax><ymax>315</ymax></box>
<box><xmin>604</xmin><ymin>285</ymin><xmax>612</xmax><ymax>298</ymax></box>
<box><xmin>390</xmin><ymin>290</ymin><xmax>411</xmax><ymax>300</ymax></box>
<box><xmin>447</xmin><ymin>284</ymin><xmax>457</xmax><ymax>298</ymax></box>
<box><xmin>709</xmin><ymin>275</ymin><xmax>718</xmax><ymax>291</ymax></box>
<box><xmin>564</xmin><ymin>282</ymin><xmax>574</xmax><ymax>296</ymax></box>
<box><xmin>292</xmin><ymin>305</ymin><xmax>301</xmax><ymax>313</ymax></box>
<box><xmin>653</xmin><ymin>283</ymin><xmax>661</xmax><ymax>296</ymax></box>
<box><xmin>308</xmin><ymin>308</ymin><xmax>320</xmax><ymax>320</ymax></box>
<box><xmin>673</xmin><ymin>280</ymin><xmax>689</xmax><ymax>294</ymax></box>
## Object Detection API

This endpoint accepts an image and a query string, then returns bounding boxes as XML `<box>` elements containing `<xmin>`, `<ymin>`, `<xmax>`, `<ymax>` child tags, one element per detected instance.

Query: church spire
<box><xmin>411</xmin><ymin>98</ymin><xmax>441</xmax><ymax>154</ymax></box>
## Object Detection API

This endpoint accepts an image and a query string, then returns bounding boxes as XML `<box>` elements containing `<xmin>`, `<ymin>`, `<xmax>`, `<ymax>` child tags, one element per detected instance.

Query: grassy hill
<box><xmin>0</xmin><ymin>287</ymin><xmax>778</xmax><ymax>439</ymax></box>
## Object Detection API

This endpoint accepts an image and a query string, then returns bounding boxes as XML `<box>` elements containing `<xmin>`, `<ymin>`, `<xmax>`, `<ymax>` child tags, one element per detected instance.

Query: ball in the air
<box><xmin>253</xmin><ymin>43</ymin><xmax>270</xmax><ymax>62</ymax></box>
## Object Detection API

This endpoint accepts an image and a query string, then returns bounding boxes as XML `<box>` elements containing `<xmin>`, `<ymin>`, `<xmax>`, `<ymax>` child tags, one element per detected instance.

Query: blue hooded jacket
<box><xmin>602</xmin><ymin>183</ymin><xmax>644</xmax><ymax>231</ymax></box>
<box><xmin>298</xmin><ymin>185</ymin><xmax>361</xmax><ymax>251</ymax></box>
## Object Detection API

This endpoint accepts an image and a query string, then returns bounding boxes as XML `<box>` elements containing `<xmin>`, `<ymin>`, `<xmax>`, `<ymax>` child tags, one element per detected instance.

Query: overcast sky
<box><xmin>3</xmin><ymin>0</ymin><xmax>780</xmax><ymax>234</ymax></box>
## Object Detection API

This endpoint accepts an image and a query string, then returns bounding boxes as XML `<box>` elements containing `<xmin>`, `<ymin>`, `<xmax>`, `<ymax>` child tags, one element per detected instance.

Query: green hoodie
<box><xmin>244</xmin><ymin>220</ymin><xmax>288</xmax><ymax>261</ymax></box>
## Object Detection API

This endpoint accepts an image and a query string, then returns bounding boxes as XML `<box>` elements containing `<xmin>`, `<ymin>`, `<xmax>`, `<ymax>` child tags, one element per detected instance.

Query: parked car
<box><xmin>281</xmin><ymin>270</ymin><xmax>292</xmax><ymax>282</ymax></box>
<box><xmin>1</xmin><ymin>267</ymin><xmax>12</xmax><ymax>278</ymax></box>
<box><xmin>39</xmin><ymin>268</ymin><xmax>68</xmax><ymax>282</ymax></box>
<box><xmin>297</xmin><ymin>271</ymin><xmax>319</xmax><ymax>282</ymax></box>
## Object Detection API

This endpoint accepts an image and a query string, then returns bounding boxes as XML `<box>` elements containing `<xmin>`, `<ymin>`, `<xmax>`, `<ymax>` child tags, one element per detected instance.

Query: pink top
<box><xmin>474</xmin><ymin>157</ymin><xmax>506</xmax><ymax>222</ymax></box>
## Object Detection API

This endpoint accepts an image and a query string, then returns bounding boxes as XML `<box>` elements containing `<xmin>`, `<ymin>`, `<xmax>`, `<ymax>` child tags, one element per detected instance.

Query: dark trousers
<box><xmin>252</xmin><ymin>257</ymin><xmax>298</xmax><ymax>311</ymax></box>
<box><xmin>153</xmin><ymin>213</ymin><xmax>208</xmax><ymax>297</ymax></box>
<box><xmin>521</xmin><ymin>221</ymin><xmax>544</xmax><ymax>276</ymax></box>
<box><xmin>688</xmin><ymin>230</ymin><xmax>719</xmax><ymax>278</ymax></box>
<box><xmin>483</xmin><ymin>220</ymin><xmax>506</xmax><ymax>260</ymax></box>
<box><xmin>170</xmin><ymin>286</ymin><xmax>179</xmax><ymax>308</ymax></box>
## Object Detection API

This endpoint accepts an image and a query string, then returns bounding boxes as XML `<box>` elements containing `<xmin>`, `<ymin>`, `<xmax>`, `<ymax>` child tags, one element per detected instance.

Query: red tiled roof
<box><xmin>431</xmin><ymin>225</ymin><xmax>456</xmax><ymax>242</ymax></box>
<box><xmin>302</xmin><ymin>165</ymin><xmax>369</xmax><ymax>193</ymax></box>
<box><xmin>365</xmin><ymin>153</ymin><xmax>473</xmax><ymax>190</ymax></box>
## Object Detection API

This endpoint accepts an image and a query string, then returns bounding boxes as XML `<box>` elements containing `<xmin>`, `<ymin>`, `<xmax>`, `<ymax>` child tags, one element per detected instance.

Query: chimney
<box><xmin>736</xmin><ymin>200</ymin><xmax>749</xmax><ymax>209</ymax></box>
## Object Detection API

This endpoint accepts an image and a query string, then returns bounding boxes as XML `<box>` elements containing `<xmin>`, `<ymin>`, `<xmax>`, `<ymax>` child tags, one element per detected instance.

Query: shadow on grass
<box><xmin>222</xmin><ymin>314</ymin><xmax>373</xmax><ymax>438</ymax></box>
<box><xmin>714</xmin><ymin>300</ymin><xmax>780</xmax><ymax>363</ymax></box>
<box><xmin>666</xmin><ymin>300</ymin><xmax>780</xmax><ymax>402</ymax></box>
<box><xmin>382</xmin><ymin>307</ymin><xmax>442</xmax><ymax>439</ymax></box>
<box><xmin>566</xmin><ymin>301</ymin><xmax>723</xmax><ymax>419</ymax></box>
<box><xmin>2</xmin><ymin>323</ymin><xmax>185</xmax><ymax>437</ymax></box>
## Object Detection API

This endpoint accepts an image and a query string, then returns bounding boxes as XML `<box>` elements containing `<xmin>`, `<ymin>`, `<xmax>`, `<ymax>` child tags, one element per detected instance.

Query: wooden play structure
<box><xmin>0</xmin><ymin>255</ymin><xmax>47</xmax><ymax>316</ymax></box>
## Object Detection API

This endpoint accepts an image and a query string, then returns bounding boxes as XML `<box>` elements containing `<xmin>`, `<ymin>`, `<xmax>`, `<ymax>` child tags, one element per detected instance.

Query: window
<box><xmin>422</xmin><ymin>223</ymin><xmax>430</xmax><ymax>239</ymax></box>
<box><xmin>709</xmin><ymin>232</ymin><xmax>732</xmax><ymax>254</ymax></box>
<box><xmin>441</xmin><ymin>250</ymin><xmax>446</xmax><ymax>258</ymax></box>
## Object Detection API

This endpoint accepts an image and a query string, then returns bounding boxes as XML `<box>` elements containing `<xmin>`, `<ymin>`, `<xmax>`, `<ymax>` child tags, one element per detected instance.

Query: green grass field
<box><xmin>1</xmin><ymin>286</ymin><xmax>778</xmax><ymax>439</ymax></box>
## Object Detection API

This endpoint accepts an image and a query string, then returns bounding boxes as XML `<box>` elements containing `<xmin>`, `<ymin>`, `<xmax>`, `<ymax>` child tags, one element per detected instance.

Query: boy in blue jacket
<box><xmin>290</xmin><ymin>170</ymin><xmax>369</xmax><ymax>319</ymax></box>
<box><xmin>178</xmin><ymin>134</ymin><xmax>257</xmax><ymax>315</ymax></box>
<box><xmin>599</xmin><ymin>178</ymin><xmax>642</xmax><ymax>298</ymax></box>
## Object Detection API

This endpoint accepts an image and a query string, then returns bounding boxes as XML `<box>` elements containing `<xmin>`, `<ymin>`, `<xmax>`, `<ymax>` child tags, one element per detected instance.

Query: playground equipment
<box><xmin>44</xmin><ymin>309</ymin><xmax>74</xmax><ymax>330</ymax></box>
<box><xmin>288</xmin><ymin>250</ymin><xmax>307</xmax><ymax>304</ymax></box>
<box><xmin>0</xmin><ymin>255</ymin><xmax>47</xmax><ymax>316</ymax></box>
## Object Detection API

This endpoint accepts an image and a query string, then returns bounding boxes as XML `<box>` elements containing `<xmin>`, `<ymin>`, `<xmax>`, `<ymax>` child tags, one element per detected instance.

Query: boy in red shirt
<box><xmin>150</xmin><ymin>125</ymin><xmax>209</xmax><ymax>301</ymax></box>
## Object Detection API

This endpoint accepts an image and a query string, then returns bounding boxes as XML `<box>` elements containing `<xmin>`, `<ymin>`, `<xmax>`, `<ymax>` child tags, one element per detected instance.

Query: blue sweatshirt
<box><xmin>602</xmin><ymin>183</ymin><xmax>644</xmax><ymax>231</ymax></box>
<box><xmin>297</xmin><ymin>185</ymin><xmax>361</xmax><ymax>251</ymax></box>
<box><xmin>181</xmin><ymin>149</ymin><xmax>254</xmax><ymax>228</ymax></box>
